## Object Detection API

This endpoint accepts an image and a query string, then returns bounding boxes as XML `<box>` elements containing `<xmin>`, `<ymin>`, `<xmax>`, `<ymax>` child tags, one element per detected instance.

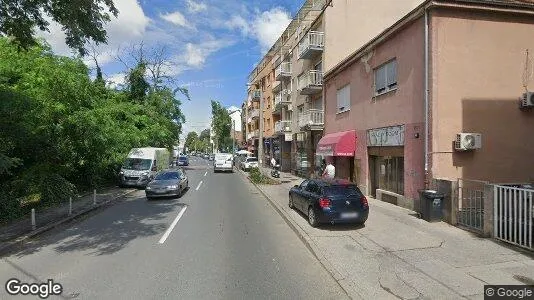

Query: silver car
<box><xmin>145</xmin><ymin>169</ymin><xmax>188</xmax><ymax>200</ymax></box>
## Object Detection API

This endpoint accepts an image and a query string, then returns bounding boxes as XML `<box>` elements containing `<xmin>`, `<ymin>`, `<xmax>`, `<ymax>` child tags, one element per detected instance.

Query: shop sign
<box><xmin>367</xmin><ymin>125</ymin><xmax>405</xmax><ymax>147</ymax></box>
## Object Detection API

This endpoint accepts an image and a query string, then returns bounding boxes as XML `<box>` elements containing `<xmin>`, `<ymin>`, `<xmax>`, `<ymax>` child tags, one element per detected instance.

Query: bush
<box><xmin>249</xmin><ymin>167</ymin><xmax>280</xmax><ymax>185</ymax></box>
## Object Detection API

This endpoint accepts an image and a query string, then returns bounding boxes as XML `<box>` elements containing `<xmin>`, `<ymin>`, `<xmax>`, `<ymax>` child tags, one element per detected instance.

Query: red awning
<box><xmin>316</xmin><ymin>130</ymin><xmax>356</xmax><ymax>157</ymax></box>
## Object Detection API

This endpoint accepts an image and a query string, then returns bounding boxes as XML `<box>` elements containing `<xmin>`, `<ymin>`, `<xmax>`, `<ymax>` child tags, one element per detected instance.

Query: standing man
<box><xmin>322</xmin><ymin>159</ymin><xmax>335</xmax><ymax>179</ymax></box>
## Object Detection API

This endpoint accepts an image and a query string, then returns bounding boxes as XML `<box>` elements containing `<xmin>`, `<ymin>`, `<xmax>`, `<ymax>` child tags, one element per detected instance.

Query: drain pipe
<box><xmin>424</xmin><ymin>8</ymin><xmax>430</xmax><ymax>187</ymax></box>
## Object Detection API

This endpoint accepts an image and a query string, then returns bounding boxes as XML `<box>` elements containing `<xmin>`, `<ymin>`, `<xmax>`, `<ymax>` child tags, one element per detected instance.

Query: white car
<box><xmin>241</xmin><ymin>157</ymin><xmax>259</xmax><ymax>171</ymax></box>
<box><xmin>214</xmin><ymin>153</ymin><xmax>234</xmax><ymax>173</ymax></box>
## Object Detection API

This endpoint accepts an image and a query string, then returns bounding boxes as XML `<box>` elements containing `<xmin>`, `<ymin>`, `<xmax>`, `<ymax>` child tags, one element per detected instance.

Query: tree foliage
<box><xmin>0</xmin><ymin>0</ymin><xmax>118</xmax><ymax>55</ymax></box>
<box><xmin>211</xmin><ymin>100</ymin><xmax>232</xmax><ymax>152</ymax></box>
<box><xmin>184</xmin><ymin>132</ymin><xmax>198</xmax><ymax>153</ymax></box>
<box><xmin>0</xmin><ymin>38</ymin><xmax>186</xmax><ymax>223</ymax></box>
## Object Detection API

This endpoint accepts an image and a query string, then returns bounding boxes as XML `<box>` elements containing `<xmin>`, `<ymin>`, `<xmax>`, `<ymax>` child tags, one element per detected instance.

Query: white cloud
<box><xmin>106</xmin><ymin>72</ymin><xmax>127</xmax><ymax>88</ymax></box>
<box><xmin>186</xmin><ymin>0</ymin><xmax>207</xmax><ymax>13</ymax></box>
<box><xmin>160</xmin><ymin>11</ymin><xmax>194</xmax><ymax>29</ymax></box>
<box><xmin>223</xmin><ymin>7</ymin><xmax>291</xmax><ymax>53</ymax></box>
<box><xmin>252</xmin><ymin>8</ymin><xmax>291</xmax><ymax>52</ymax></box>
<box><xmin>39</xmin><ymin>0</ymin><xmax>150</xmax><ymax>63</ymax></box>
<box><xmin>177</xmin><ymin>39</ymin><xmax>234</xmax><ymax>69</ymax></box>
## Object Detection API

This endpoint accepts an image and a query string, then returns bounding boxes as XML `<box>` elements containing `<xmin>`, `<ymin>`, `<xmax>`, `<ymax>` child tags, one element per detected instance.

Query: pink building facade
<box><xmin>322</xmin><ymin>0</ymin><xmax>534</xmax><ymax>210</ymax></box>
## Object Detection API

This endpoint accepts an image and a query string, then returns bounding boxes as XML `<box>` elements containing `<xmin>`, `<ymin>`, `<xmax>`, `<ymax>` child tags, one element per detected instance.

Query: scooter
<box><xmin>271</xmin><ymin>164</ymin><xmax>280</xmax><ymax>178</ymax></box>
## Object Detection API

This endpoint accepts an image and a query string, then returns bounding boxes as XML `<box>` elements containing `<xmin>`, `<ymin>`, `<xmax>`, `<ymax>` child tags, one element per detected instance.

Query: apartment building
<box><xmin>320</xmin><ymin>0</ymin><xmax>534</xmax><ymax>210</ymax></box>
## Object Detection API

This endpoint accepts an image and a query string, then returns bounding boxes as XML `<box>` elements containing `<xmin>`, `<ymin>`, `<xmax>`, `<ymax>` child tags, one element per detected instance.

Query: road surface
<box><xmin>0</xmin><ymin>157</ymin><xmax>348</xmax><ymax>299</ymax></box>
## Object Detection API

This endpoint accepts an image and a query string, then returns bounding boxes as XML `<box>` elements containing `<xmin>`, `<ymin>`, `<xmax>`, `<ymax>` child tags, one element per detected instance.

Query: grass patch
<box><xmin>248</xmin><ymin>167</ymin><xmax>280</xmax><ymax>185</ymax></box>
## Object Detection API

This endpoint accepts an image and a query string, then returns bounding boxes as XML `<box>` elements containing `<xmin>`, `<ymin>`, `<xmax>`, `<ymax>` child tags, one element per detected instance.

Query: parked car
<box><xmin>177</xmin><ymin>155</ymin><xmax>189</xmax><ymax>166</ymax></box>
<box><xmin>288</xmin><ymin>179</ymin><xmax>369</xmax><ymax>227</ymax></box>
<box><xmin>145</xmin><ymin>169</ymin><xmax>188</xmax><ymax>200</ymax></box>
<box><xmin>214</xmin><ymin>153</ymin><xmax>233</xmax><ymax>173</ymax></box>
<box><xmin>241</xmin><ymin>157</ymin><xmax>259</xmax><ymax>171</ymax></box>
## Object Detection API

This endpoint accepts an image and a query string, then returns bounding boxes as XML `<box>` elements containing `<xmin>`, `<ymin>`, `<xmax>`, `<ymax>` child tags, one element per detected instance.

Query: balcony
<box><xmin>275</xmin><ymin>120</ymin><xmax>292</xmax><ymax>134</ymax></box>
<box><xmin>247</xmin><ymin>129</ymin><xmax>260</xmax><ymax>140</ymax></box>
<box><xmin>251</xmin><ymin>90</ymin><xmax>261</xmax><ymax>101</ymax></box>
<box><xmin>298</xmin><ymin>31</ymin><xmax>324</xmax><ymax>60</ymax></box>
<box><xmin>275</xmin><ymin>62</ymin><xmax>291</xmax><ymax>81</ymax></box>
<box><xmin>272</xmin><ymin>80</ymin><xmax>281</xmax><ymax>93</ymax></box>
<box><xmin>298</xmin><ymin>70</ymin><xmax>323</xmax><ymax>95</ymax></box>
<box><xmin>250</xmin><ymin>108</ymin><xmax>259</xmax><ymax>120</ymax></box>
<box><xmin>298</xmin><ymin>109</ymin><xmax>324</xmax><ymax>129</ymax></box>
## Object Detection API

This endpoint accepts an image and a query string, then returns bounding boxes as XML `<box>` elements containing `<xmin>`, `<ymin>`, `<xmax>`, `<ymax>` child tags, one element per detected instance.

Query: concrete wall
<box><xmin>323</xmin><ymin>18</ymin><xmax>427</xmax><ymax>207</ymax></box>
<box><xmin>430</xmin><ymin>8</ymin><xmax>534</xmax><ymax>183</ymax></box>
<box><xmin>324</xmin><ymin>0</ymin><xmax>424</xmax><ymax>73</ymax></box>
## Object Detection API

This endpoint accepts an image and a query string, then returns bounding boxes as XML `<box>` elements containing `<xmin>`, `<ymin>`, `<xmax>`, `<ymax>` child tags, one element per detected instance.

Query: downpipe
<box><xmin>424</xmin><ymin>9</ymin><xmax>430</xmax><ymax>187</ymax></box>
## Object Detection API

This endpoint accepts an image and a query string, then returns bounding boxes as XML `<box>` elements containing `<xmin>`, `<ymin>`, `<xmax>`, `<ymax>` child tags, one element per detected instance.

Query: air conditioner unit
<box><xmin>287</xmin><ymin>104</ymin><xmax>293</xmax><ymax>111</ymax></box>
<box><xmin>455</xmin><ymin>133</ymin><xmax>482</xmax><ymax>151</ymax></box>
<box><xmin>521</xmin><ymin>92</ymin><xmax>534</xmax><ymax>108</ymax></box>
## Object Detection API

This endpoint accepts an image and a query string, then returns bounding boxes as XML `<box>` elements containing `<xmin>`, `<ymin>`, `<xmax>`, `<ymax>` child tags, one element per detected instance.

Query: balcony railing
<box><xmin>298</xmin><ymin>70</ymin><xmax>323</xmax><ymax>95</ymax></box>
<box><xmin>251</xmin><ymin>90</ymin><xmax>261</xmax><ymax>101</ymax></box>
<box><xmin>275</xmin><ymin>62</ymin><xmax>291</xmax><ymax>80</ymax></box>
<box><xmin>275</xmin><ymin>120</ymin><xmax>292</xmax><ymax>134</ymax></box>
<box><xmin>250</xmin><ymin>108</ymin><xmax>259</xmax><ymax>119</ymax></box>
<box><xmin>247</xmin><ymin>129</ymin><xmax>260</xmax><ymax>140</ymax></box>
<box><xmin>298</xmin><ymin>31</ymin><xmax>324</xmax><ymax>59</ymax></box>
<box><xmin>298</xmin><ymin>109</ymin><xmax>324</xmax><ymax>128</ymax></box>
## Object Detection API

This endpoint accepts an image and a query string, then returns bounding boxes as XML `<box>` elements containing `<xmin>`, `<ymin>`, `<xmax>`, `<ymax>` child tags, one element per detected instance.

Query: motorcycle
<box><xmin>271</xmin><ymin>164</ymin><xmax>280</xmax><ymax>178</ymax></box>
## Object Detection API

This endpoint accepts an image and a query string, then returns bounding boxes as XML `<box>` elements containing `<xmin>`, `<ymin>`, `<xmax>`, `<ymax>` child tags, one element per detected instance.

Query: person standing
<box><xmin>322</xmin><ymin>159</ymin><xmax>335</xmax><ymax>179</ymax></box>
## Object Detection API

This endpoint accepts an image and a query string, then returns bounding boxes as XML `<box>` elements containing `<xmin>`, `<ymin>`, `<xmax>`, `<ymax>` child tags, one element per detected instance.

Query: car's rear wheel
<box><xmin>288</xmin><ymin>194</ymin><xmax>295</xmax><ymax>209</ymax></box>
<box><xmin>308</xmin><ymin>207</ymin><xmax>319</xmax><ymax>228</ymax></box>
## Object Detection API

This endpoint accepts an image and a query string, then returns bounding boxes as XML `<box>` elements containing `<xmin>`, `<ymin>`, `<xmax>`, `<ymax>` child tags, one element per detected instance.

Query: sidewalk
<box><xmin>0</xmin><ymin>186</ymin><xmax>136</xmax><ymax>245</ymax></box>
<box><xmin>242</xmin><ymin>167</ymin><xmax>534</xmax><ymax>299</ymax></box>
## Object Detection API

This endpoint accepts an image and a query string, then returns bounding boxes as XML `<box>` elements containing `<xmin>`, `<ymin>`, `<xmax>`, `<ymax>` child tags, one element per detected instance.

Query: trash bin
<box><xmin>419</xmin><ymin>190</ymin><xmax>445</xmax><ymax>222</ymax></box>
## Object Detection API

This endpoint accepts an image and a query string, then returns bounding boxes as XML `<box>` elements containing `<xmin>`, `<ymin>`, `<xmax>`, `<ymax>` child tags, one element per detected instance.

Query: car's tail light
<box><xmin>360</xmin><ymin>195</ymin><xmax>368</xmax><ymax>208</ymax></box>
<box><xmin>319</xmin><ymin>198</ymin><xmax>331</xmax><ymax>208</ymax></box>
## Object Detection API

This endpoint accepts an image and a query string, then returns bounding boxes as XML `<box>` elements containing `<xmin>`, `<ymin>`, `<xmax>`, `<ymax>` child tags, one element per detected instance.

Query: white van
<box><xmin>119</xmin><ymin>147</ymin><xmax>170</xmax><ymax>187</ymax></box>
<box><xmin>214</xmin><ymin>153</ymin><xmax>234</xmax><ymax>173</ymax></box>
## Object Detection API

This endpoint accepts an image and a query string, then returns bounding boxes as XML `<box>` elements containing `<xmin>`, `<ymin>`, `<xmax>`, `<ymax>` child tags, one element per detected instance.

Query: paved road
<box><xmin>0</xmin><ymin>157</ymin><xmax>348</xmax><ymax>299</ymax></box>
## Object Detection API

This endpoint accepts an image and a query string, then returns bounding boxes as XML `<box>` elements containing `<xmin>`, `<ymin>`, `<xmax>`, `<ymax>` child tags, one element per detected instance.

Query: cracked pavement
<box><xmin>253</xmin><ymin>174</ymin><xmax>534</xmax><ymax>300</ymax></box>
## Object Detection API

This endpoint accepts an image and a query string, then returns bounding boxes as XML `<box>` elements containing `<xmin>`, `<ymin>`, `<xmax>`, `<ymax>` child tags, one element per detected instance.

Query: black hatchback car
<box><xmin>289</xmin><ymin>179</ymin><xmax>369</xmax><ymax>227</ymax></box>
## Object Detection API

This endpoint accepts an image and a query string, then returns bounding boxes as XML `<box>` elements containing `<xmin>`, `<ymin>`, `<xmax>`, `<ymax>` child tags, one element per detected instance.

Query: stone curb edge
<box><xmin>0</xmin><ymin>189</ymin><xmax>137</xmax><ymax>256</ymax></box>
<box><xmin>235</xmin><ymin>167</ymin><xmax>354</xmax><ymax>299</ymax></box>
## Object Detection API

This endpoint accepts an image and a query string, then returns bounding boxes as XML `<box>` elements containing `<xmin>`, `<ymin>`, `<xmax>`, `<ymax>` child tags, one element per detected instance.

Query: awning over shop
<box><xmin>316</xmin><ymin>130</ymin><xmax>356</xmax><ymax>157</ymax></box>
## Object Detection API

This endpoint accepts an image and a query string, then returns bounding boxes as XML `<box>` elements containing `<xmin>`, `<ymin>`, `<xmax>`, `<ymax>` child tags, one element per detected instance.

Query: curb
<box><xmin>236</xmin><ymin>168</ymin><xmax>352</xmax><ymax>298</ymax></box>
<box><xmin>0</xmin><ymin>189</ymin><xmax>137</xmax><ymax>256</ymax></box>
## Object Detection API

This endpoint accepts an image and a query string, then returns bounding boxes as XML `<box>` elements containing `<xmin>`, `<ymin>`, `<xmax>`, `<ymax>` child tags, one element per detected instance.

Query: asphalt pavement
<box><xmin>0</xmin><ymin>157</ymin><xmax>348</xmax><ymax>299</ymax></box>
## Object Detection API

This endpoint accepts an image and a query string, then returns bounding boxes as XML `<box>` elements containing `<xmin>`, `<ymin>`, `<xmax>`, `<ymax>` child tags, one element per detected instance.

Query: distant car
<box><xmin>214</xmin><ymin>153</ymin><xmax>233</xmax><ymax>173</ymax></box>
<box><xmin>145</xmin><ymin>169</ymin><xmax>189</xmax><ymax>200</ymax></box>
<box><xmin>241</xmin><ymin>157</ymin><xmax>259</xmax><ymax>171</ymax></box>
<box><xmin>289</xmin><ymin>179</ymin><xmax>369</xmax><ymax>227</ymax></box>
<box><xmin>209</xmin><ymin>154</ymin><xmax>214</xmax><ymax>161</ymax></box>
<box><xmin>177</xmin><ymin>156</ymin><xmax>189</xmax><ymax>166</ymax></box>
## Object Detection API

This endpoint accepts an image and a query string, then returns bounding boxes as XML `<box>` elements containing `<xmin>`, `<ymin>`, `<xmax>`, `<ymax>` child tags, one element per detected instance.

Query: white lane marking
<box><xmin>195</xmin><ymin>180</ymin><xmax>203</xmax><ymax>191</ymax></box>
<box><xmin>204</xmin><ymin>171</ymin><xmax>207</xmax><ymax>177</ymax></box>
<box><xmin>158</xmin><ymin>206</ymin><xmax>187</xmax><ymax>244</ymax></box>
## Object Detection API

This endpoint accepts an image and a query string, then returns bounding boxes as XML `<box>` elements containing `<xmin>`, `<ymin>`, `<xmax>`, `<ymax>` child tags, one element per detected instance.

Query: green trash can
<box><xmin>419</xmin><ymin>190</ymin><xmax>445</xmax><ymax>222</ymax></box>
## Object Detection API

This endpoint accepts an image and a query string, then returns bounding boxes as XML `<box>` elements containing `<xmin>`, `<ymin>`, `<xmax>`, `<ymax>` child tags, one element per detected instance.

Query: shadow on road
<box><xmin>8</xmin><ymin>194</ymin><xmax>182</xmax><ymax>258</ymax></box>
<box><xmin>292</xmin><ymin>209</ymin><xmax>366</xmax><ymax>231</ymax></box>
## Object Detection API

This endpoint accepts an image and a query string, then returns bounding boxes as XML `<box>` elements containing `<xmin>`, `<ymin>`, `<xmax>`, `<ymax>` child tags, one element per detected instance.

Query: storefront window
<box><xmin>378</xmin><ymin>156</ymin><xmax>404</xmax><ymax>195</ymax></box>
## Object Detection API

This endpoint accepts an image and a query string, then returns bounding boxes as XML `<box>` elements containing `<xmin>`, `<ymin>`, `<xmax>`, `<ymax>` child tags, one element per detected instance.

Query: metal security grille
<box><xmin>456</xmin><ymin>179</ymin><xmax>487</xmax><ymax>232</ymax></box>
<box><xmin>494</xmin><ymin>185</ymin><xmax>533</xmax><ymax>250</ymax></box>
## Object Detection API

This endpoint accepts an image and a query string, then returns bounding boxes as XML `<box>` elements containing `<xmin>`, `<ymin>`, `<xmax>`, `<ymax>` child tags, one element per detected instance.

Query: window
<box><xmin>374</xmin><ymin>59</ymin><xmax>397</xmax><ymax>95</ymax></box>
<box><xmin>336</xmin><ymin>84</ymin><xmax>350</xmax><ymax>113</ymax></box>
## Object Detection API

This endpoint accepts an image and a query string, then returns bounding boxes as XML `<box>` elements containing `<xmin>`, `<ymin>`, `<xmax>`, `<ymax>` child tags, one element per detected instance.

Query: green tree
<box><xmin>211</xmin><ymin>100</ymin><xmax>232</xmax><ymax>152</ymax></box>
<box><xmin>184</xmin><ymin>132</ymin><xmax>198</xmax><ymax>153</ymax></box>
<box><xmin>0</xmin><ymin>0</ymin><xmax>118</xmax><ymax>55</ymax></box>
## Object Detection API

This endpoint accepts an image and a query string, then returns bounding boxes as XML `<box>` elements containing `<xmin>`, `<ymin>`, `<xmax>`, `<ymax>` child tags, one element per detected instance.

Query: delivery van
<box><xmin>213</xmin><ymin>153</ymin><xmax>234</xmax><ymax>173</ymax></box>
<box><xmin>119</xmin><ymin>147</ymin><xmax>170</xmax><ymax>187</ymax></box>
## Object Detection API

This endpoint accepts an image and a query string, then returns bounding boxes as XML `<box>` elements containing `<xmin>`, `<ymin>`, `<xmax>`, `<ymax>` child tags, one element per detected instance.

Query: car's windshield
<box><xmin>122</xmin><ymin>158</ymin><xmax>152</xmax><ymax>171</ymax></box>
<box><xmin>154</xmin><ymin>172</ymin><xmax>180</xmax><ymax>180</ymax></box>
<box><xmin>324</xmin><ymin>185</ymin><xmax>362</xmax><ymax>197</ymax></box>
<box><xmin>179</xmin><ymin>156</ymin><xmax>187</xmax><ymax>161</ymax></box>
<box><xmin>247</xmin><ymin>158</ymin><xmax>258</xmax><ymax>162</ymax></box>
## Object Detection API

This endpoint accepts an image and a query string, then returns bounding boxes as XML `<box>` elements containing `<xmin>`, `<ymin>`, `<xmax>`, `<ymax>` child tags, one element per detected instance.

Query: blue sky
<box><xmin>40</xmin><ymin>0</ymin><xmax>303</xmax><ymax>140</ymax></box>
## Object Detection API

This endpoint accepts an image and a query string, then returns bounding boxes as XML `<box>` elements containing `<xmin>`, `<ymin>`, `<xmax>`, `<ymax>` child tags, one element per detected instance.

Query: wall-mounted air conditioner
<box><xmin>521</xmin><ymin>92</ymin><xmax>534</xmax><ymax>108</ymax></box>
<box><xmin>455</xmin><ymin>133</ymin><xmax>482</xmax><ymax>151</ymax></box>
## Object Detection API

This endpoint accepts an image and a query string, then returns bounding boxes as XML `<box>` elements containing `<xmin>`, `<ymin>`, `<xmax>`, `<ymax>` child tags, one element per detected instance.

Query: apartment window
<box><xmin>374</xmin><ymin>59</ymin><xmax>397</xmax><ymax>95</ymax></box>
<box><xmin>267</xmin><ymin>96</ymin><xmax>271</xmax><ymax>109</ymax></box>
<box><xmin>336</xmin><ymin>84</ymin><xmax>350</xmax><ymax>113</ymax></box>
